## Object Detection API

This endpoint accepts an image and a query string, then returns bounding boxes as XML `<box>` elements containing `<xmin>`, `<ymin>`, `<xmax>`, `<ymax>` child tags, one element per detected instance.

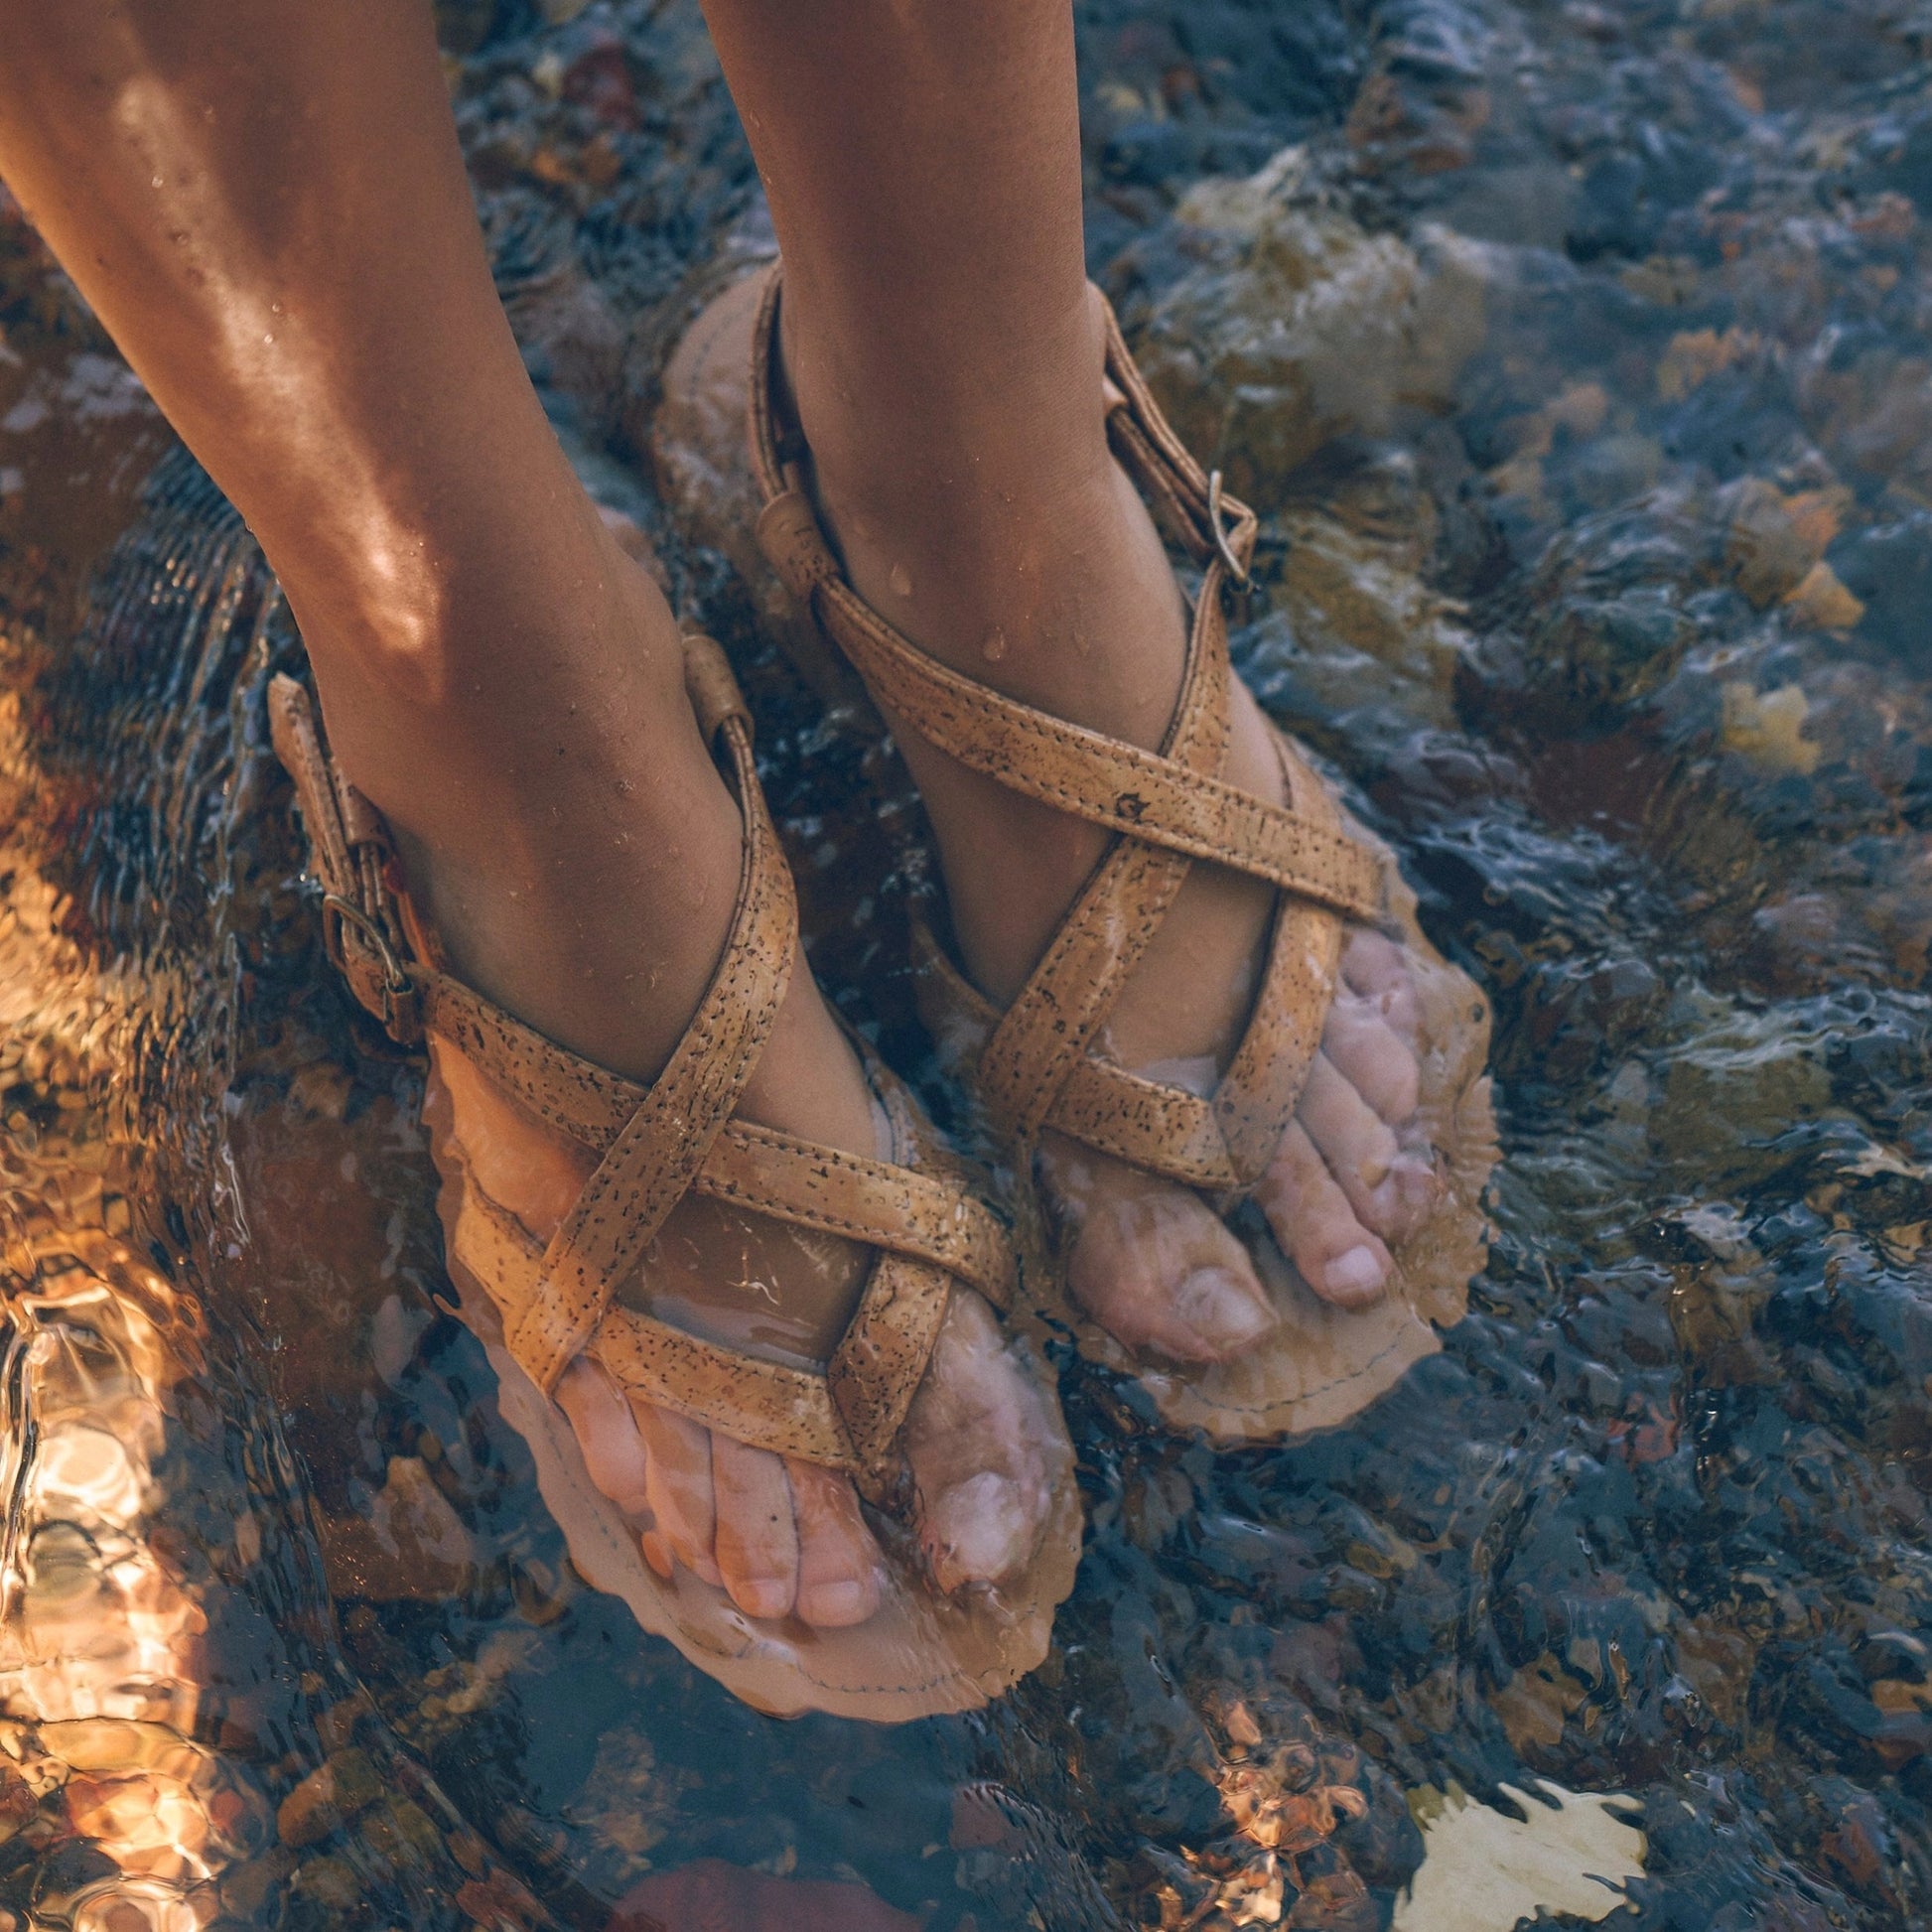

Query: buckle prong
<box><xmin>321</xmin><ymin>892</ymin><xmax>410</xmax><ymax>993</ymax></box>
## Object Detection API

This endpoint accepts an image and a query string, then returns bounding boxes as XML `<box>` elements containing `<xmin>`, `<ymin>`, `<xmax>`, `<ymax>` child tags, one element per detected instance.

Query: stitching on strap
<box><xmin>816</xmin><ymin>575</ymin><xmax>1380</xmax><ymax>917</ymax></box>
<box><xmin>697</xmin><ymin>1120</ymin><xmax>1015</xmax><ymax>1309</ymax></box>
<box><xmin>451</xmin><ymin>1175</ymin><xmax>859</xmax><ymax>1465</ymax></box>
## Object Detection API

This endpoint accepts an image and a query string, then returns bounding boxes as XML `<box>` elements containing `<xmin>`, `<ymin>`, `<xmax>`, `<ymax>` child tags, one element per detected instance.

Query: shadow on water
<box><xmin>6</xmin><ymin>0</ymin><xmax>1932</xmax><ymax>1925</ymax></box>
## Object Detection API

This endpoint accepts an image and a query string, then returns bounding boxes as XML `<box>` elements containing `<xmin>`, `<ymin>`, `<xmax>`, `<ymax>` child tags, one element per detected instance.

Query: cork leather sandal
<box><xmin>266</xmin><ymin>635</ymin><xmax>1081</xmax><ymax>1722</ymax></box>
<box><xmin>655</xmin><ymin>264</ymin><xmax>1498</xmax><ymax>1444</ymax></box>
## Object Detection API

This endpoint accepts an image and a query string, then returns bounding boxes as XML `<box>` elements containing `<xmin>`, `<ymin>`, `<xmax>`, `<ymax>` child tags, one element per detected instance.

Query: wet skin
<box><xmin>0</xmin><ymin>0</ymin><xmax>1446</xmax><ymax>1626</ymax></box>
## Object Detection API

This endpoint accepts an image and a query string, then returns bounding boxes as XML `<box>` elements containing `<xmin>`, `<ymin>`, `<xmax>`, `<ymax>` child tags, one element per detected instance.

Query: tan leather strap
<box><xmin>763</xmin><ymin>556</ymin><xmax>1380</xmax><ymax>916</ymax></box>
<box><xmin>273</xmin><ymin>645</ymin><xmax>793</xmax><ymax>1395</ymax></box>
<box><xmin>272</xmin><ymin>641</ymin><xmax>1017</xmax><ymax>1480</ymax></box>
<box><xmin>967</xmin><ymin>551</ymin><xmax>1228</xmax><ymax>1145</ymax></box>
<box><xmin>458</xmin><ymin>1181</ymin><xmax>957</xmax><ymax>1481</ymax></box>
<box><xmin>511</xmin><ymin>652</ymin><xmax>794</xmax><ymax>1392</ymax></box>
<box><xmin>701</xmin><ymin>1116</ymin><xmax>1014</xmax><ymax>1310</ymax></box>
<box><xmin>1201</xmin><ymin>736</ymin><xmax>1347</xmax><ymax>1185</ymax></box>
<box><xmin>743</xmin><ymin>264</ymin><xmax>1380</xmax><ymax>1201</ymax></box>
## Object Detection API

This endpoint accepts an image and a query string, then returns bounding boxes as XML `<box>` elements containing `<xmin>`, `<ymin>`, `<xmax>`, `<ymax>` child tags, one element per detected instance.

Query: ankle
<box><xmin>291</xmin><ymin>534</ymin><xmax>754</xmax><ymax>1080</ymax></box>
<box><xmin>813</xmin><ymin>436</ymin><xmax>1189</xmax><ymax>754</ymax></box>
<box><xmin>776</xmin><ymin>286</ymin><xmax>1191</xmax><ymax>748</ymax></box>
<box><xmin>293</xmin><ymin>532</ymin><xmax>686</xmax><ymax>858</ymax></box>
<box><xmin>393</xmin><ymin>714</ymin><xmax>753</xmax><ymax>1081</ymax></box>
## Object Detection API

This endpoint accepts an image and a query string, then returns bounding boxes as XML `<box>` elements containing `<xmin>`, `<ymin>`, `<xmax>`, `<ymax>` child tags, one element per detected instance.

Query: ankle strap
<box><xmin>268</xmin><ymin>673</ymin><xmax>424</xmax><ymax>1043</ymax></box>
<box><xmin>269</xmin><ymin>632</ymin><xmax>797</xmax><ymax>1395</ymax></box>
<box><xmin>743</xmin><ymin>266</ymin><xmax>1381</xmax><ymax>926</ymax></box>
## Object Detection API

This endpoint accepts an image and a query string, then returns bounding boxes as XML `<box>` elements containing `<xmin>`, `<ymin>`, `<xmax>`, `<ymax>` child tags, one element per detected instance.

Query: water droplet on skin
<box><xmin>983</xmin><ymin>626</ymin><xmax>1008</xmax><ymax>662</ymax></box>
<box><xmin>261</xmin><ymin>334</ymin><xmax>274</xmax><ymax>345</ymax></box>
<box><xmin>889</xmin><ymin>563</ymin><xmax>913</xmax><ymax>599</ymax></box>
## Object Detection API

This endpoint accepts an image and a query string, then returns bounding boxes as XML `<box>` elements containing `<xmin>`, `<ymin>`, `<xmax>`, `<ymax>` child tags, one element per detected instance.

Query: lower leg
<box><xmin>0</xmin><ymin>0</ymin><xmax>789</xmax><ymax>1087</ymax></box>
<box><xmin>702</xmin><ymin>0</ymin><xmax>1203</xmax><ymax>992</ymax></box>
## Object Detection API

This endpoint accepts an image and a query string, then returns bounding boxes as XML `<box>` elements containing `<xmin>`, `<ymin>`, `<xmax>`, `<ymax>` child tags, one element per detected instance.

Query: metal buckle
<box><xmin>321</xmin><ymin>893</ymin><xmax>409</xmax><ymax>992</ymax></box>
<box><xmin>319</xmin><ymin>891</ymin><xmax>421</xmax><ymax>1040</ymax></box>
<box><xmin>1206</xmin><ymin>470</ymin><xmax>1252</xmax><ymax>592</ymax></box>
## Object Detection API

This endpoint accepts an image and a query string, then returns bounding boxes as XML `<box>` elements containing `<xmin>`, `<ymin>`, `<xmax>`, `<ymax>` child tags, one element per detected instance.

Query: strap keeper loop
<box><xmin>682</xmin><ymin>631</ymin><xmax>752</xmax><ymax>745</ymax></box>
<box><xmin>1207</xmin><ymin>471</ymin><xmax>1254</xmax><ymax>592</ymax></box>
<box><xmin>756</xmin><ymin>488</ymin><xmax>840</xmax><ymax>603</ymax></box>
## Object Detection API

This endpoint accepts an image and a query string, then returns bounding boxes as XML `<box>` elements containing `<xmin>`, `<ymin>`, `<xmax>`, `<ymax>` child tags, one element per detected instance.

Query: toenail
<box><xmin>796</xmin><ymin>1577</ymin><xmax>880</xmax><ymax>1627</ymax></box>
<box><xmin>733</xmin><ymin>1577</ymin><xmax>794</xmax><ymax>1620</ymax></box>
<box><xmin>1175</xmin><ymin>1265</ymin><xmax>1274</xmax><ymax>1352</ymax></box>
<box><xmin>1322</xmin><ymin>1244</ymin><xmax>1387</xmax><ymax>1302</ymax></box>
<box><xmin>927</xmin><ymin>1470</ymin><xmax>1032</xmax><ymax>1589</ymax></box>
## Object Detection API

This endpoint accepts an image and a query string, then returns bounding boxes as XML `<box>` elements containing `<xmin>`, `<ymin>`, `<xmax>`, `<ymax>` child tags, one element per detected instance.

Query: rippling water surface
<box><xmin>7</xmin><ymin>0</ymin><xmax>1932</xmax><ymax>1924</ymax></box>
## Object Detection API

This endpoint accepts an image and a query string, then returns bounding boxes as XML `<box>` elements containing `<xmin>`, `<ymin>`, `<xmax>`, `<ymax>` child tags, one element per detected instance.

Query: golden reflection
<box><xmin>0</xmin><ymin>1226</ymin><xmax>264</xmax><ymax>1919</ymax></box>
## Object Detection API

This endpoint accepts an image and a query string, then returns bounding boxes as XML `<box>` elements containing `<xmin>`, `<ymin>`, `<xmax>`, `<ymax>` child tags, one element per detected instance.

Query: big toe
<box><xmin>1050</xmin><ymin>1142</ymin><xmax>1275</xmax><ymax>1363</ymax></box>
<box><xmin>902</xmin><ymin>1295</ymin><xmax>1055</xmax><ymax>1592</ymax></box>
<box><xmin>921</xmin><ymin>1471</ymin><xmax>1043</xmax><ymax>1594</ymax></box>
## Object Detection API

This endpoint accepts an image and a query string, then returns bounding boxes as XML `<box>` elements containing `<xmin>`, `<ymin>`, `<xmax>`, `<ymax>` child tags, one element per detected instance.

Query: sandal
<box><xmin>655</xmin><ymin>263</ymin><xmax>1497</xmax><ymax>1444</ymax></box>
<box><xmin>266</xmin><ymin>633</ymin><xmax>1081</xmax><ymax>1721</ymax></box>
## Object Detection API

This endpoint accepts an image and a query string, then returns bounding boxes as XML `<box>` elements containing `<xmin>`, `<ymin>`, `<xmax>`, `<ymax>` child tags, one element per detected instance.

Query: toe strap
<box><xmin>913</xmin><ymin>734</ymin><xmax>1369</xmax><ymax>1200</ymax></box>
<box><xmin>449</xmin><ymin>1131</ymin><xmax>985</xmax><ymax>1481</ymax></box>
<box><xmin>700</xmin><ymin>1118</ymin><xmax>1015</xmax><ymax>1311</ymax></box>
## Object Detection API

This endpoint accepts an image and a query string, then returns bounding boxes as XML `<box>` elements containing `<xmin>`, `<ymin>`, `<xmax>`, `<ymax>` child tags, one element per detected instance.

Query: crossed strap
<box><xmin>269</xmin><ymin>635</ymin><xmax>1014</xmax><ymax>1486</ymax></box>
<box><xmin>744</xmin><ymin>267</ymin><xmax>1386</xmax><ymax>1200</ymax></box>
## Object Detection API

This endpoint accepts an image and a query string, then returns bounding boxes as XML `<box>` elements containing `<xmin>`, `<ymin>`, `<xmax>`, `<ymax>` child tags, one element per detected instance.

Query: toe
<box><xmin>1321</xmin><ymin>989</ymin><xmax>1421</xmax><ymax>1127</ymax></box>
<box><xmin>712</xmin><ymin>1436</ymin><xmax>800</xmax><ymax>1621</ymax></box>
<box><xmin>1298</xmin><ymin>1052</ymin><xmax>1407</xmax><ymax>1233</ymax></box>
<box><xmin>787</xmin><ymin>1458</ymin><xmax>885</xmax><ymax>1627</ymax></box>
<box><xmin>1050</xmin><ymin>1142</ymin><xmax>1275</xmax><ymax>1363</ymax></box>
<box><xmin>1341</xmin><ymin>929</ymin><xmax>1420</xmax><ymax>1043</ymax></box>
<box><xmin>920</xmin><ymin>1470</ymin><xmax>1041</xmax><ymax>1593</ymax></box>
<box><xmin>902</xmin><ymin>1295</ymin><xmax>1053</xmax><ymax>1592</ymax></box>
<box><xmin>1255</xmin><ymin>1118</ymin><xmax>1392</xmax><ymax>1308</ymax></box>
<box><xmin>630</xmin><ymin>1401</ymin><xmax>724</xmax><ymax>1587</ymax></box>
<box><xmin>555</xmin><ymin>1356</ymin><xmax>652</xmax><ymax>1516</ymax></box>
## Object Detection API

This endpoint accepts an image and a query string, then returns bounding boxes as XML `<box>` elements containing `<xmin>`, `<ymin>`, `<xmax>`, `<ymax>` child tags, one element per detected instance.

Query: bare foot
<box><xmin>783</xmin><ymin>296</ymin><xmax>1445</xmax><ymax>1364</ymax></box>
<box><xmin>428</xmin><ymin>1010</ymin><xmax>1058</xmax><ymax>1628</ymax></box>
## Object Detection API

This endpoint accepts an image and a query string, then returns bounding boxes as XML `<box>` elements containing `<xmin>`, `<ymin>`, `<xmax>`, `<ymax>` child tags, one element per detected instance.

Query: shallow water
<box><xmin>5</xmin><ymin>0</ymin><xmax>1932</xmax><ymax>1924</ymax></box>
